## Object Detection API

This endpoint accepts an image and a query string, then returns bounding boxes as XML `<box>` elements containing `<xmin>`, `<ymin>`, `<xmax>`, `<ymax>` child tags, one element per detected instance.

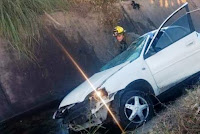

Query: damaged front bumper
<box><xmin>53</xmin><ymin>94</ymin><xmax>114</xmax><ymax>131</ymax></box>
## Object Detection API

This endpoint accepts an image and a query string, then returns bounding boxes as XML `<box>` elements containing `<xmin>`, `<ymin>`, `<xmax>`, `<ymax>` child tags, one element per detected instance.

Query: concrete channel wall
<box><xmin>0</xmin><ymin>0</ymin><xmax>200</xmax><ymax>122</ymax></box>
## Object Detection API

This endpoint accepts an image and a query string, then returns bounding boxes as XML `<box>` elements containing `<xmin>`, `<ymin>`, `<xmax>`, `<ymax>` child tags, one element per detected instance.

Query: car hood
<box><xmin>59</xmin><ymin>62</ymin><xmax>129</xmax><ymax>108</ymax></box>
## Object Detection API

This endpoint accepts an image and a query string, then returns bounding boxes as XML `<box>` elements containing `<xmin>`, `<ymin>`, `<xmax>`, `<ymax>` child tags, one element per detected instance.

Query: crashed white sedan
<box><xmin>53</xmin><ymin>3</ymin><xmax>200</xmax><ymax>132</ymax></box>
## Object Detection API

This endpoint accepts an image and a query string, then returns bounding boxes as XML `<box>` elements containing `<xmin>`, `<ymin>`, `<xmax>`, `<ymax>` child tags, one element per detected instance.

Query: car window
<box><xmin>146</xmin><ymin>14</ymin><xmax>193</xmax><ymax>57</ymax></box>
<box><xmin>153</xmin><ymin>31</ymin><xmax>172</xmax><ymax>50</ymax></box>
<box><xmin>165</xmin><ymin>15</ymin><xmax>192</xmax><ymax>43</ymax></box>
<box><xmin>165</xmin><ymin>27</ymin><xmax>188</xmax><ymax>42</ymax></box>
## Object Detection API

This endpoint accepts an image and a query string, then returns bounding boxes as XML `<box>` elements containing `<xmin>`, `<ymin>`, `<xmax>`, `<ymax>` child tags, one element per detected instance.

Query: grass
<box><xmin>0</xmin><ymin>0</ymin><xmax>122</xmax><ymax>61</ymax></box>
<box><xmin>0</xmin><ymin>0</ymin><xmax>68</xmax><ymax>61</ymax></box>
<box><xmin>149</xmin><ymin>85</ymin><xmax>200</xmax><ymax>134</ymax></box>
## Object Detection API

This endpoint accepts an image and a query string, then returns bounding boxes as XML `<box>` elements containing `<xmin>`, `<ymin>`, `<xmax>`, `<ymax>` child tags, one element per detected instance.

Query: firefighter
<box><xmin>113</xmin><ymin>26</ymin><xmax>139</xmax><ymax>53</ymax></box>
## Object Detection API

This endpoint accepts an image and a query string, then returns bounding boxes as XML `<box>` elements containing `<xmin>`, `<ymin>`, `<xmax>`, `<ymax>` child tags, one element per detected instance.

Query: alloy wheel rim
<box><xmin>124</xmin><ymin>96</ymin><xmax>149</xmax><ymax>124</ymax></box>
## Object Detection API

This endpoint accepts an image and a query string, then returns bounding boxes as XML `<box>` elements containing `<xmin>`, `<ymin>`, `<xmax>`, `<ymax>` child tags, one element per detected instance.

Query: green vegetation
<box><xmin>0</xmin><ymin>0</ymin><xmax>121</xmax><ymax>61</ymax></box>
<box><xmin>0</xmin><ymin>0</ymin><xmax>68</xmax><ymax>61</ymax></box>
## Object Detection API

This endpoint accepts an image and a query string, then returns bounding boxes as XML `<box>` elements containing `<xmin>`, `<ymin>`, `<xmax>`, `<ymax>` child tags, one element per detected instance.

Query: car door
<box><xmin>144</xmin><ymin>3</ymin><xmax>200</xmax><ymax>93</ymax></box>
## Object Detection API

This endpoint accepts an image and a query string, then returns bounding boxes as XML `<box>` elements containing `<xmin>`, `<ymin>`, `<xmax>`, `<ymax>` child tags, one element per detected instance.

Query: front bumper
<box><xmin>63</xmin><ymin>99</ymin><xmax>91</xmax><ymax>125</ymax></box>
<box><xmin>53</xmin><ymin>98</ymin><xmax>110</xmax><ymax>131</ymax></box>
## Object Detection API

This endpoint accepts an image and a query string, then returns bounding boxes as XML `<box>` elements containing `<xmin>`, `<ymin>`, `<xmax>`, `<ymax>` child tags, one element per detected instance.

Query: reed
<box><xmin>0</xmin><ymin>0</ymin><xmax>68</xmax><ymax>61</ymax></box>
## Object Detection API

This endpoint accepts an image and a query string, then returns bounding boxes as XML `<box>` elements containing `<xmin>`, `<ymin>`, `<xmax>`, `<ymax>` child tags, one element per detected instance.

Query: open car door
<box><xmin>144</xmin><ymin>3</ymin><xmax>200</xmax><ymax>93</ymax></box>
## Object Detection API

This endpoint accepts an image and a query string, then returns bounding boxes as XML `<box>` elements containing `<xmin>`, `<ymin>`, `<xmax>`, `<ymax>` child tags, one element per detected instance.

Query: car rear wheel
<box><xmin>118</xmin><ymin>90</ymin><xmax>154</xmax><ymax>130</ymax></box>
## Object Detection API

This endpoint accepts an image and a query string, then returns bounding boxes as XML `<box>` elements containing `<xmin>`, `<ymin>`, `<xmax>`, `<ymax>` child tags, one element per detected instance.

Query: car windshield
<box><xmin>100</xmin><ymin>35</ymin><xmax>147</xmax><ymax>71</ymax></box>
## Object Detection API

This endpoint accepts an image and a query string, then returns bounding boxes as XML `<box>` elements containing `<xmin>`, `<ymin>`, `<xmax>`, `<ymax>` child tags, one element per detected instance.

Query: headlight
<box><xmin>92</xmin><ymin>87</ymin><xmax>108</xmax><ymax>101</ymax></box>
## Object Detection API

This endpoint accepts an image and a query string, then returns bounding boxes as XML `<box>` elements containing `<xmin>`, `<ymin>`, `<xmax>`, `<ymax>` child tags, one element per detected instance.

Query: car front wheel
<box><xmin>118</xmin><ymin>90</ymin><xmax>154</xmax><ymax>130</ymax></box>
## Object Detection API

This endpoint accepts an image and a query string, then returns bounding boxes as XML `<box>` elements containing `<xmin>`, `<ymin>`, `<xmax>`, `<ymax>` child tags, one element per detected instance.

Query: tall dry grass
<box><xmin>150</xmin><ymin>87</ymin><xmax>200</xmax><ymax>134</ymax></box>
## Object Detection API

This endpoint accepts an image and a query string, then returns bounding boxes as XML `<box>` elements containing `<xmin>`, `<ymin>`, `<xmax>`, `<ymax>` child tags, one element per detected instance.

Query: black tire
<box><xmin>118</xmin><ymin>89</ymin><xmax>154</xmax><ymax>130</ymax></box>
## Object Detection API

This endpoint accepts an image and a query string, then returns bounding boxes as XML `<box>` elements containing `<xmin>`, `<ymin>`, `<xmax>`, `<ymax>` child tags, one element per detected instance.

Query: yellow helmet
<box><xmin>113</xmin><ymin>26</ymin><xmax>125</xmax><ymax>36</ymax></box>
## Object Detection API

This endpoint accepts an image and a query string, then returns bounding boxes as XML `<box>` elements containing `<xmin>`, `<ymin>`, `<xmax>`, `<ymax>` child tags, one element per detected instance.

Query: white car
<box><xmin>53</xmin><ymin>3</ymin><xmax>200</xmax><ymax>133</ymax></box>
